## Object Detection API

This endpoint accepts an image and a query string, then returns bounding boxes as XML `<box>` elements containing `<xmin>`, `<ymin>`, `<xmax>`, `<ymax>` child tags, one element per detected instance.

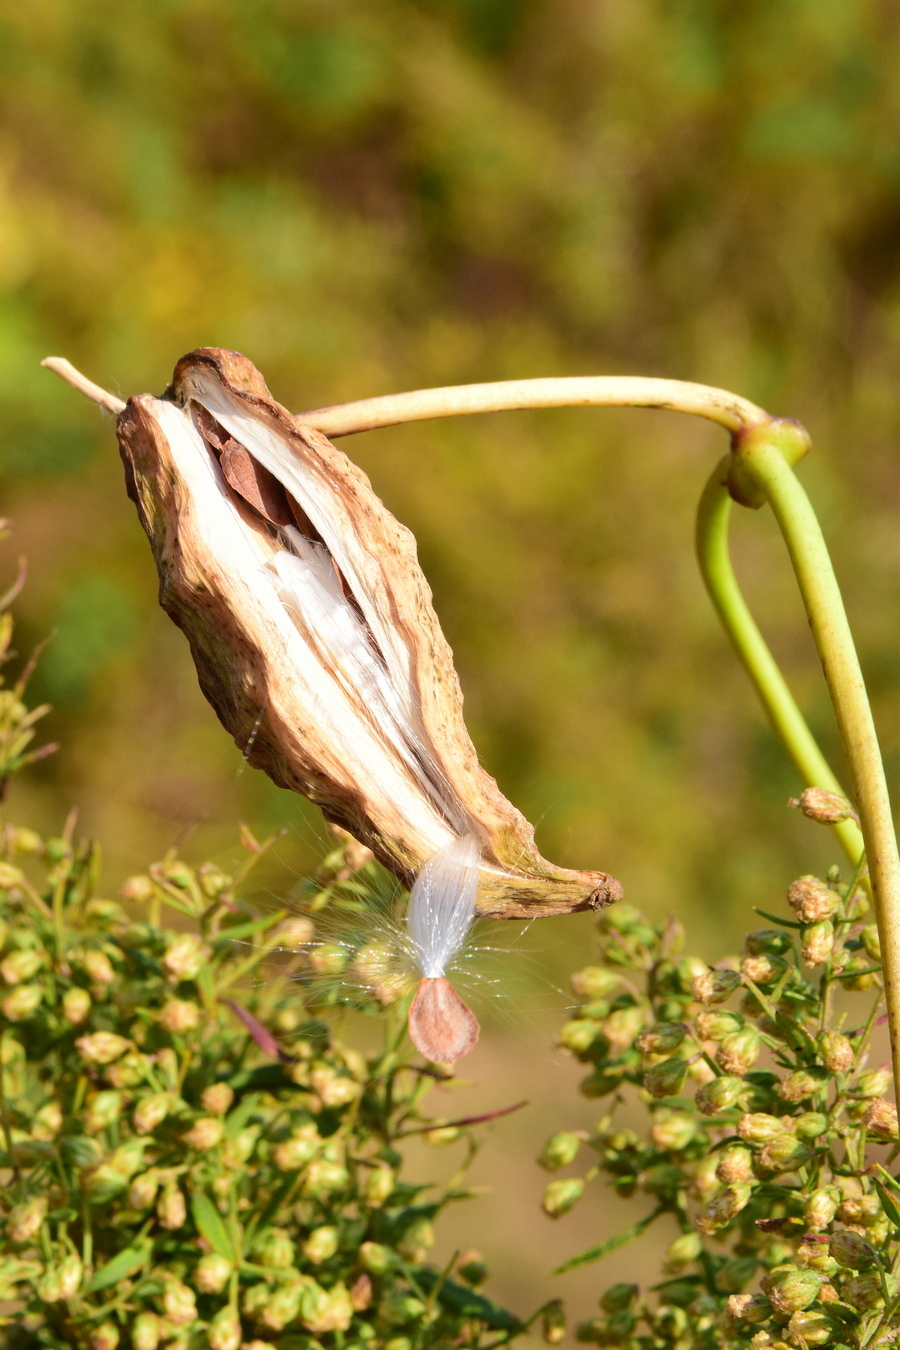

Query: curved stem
<box><xmin>736</xmin><ymin>427</ymin><xmax>900</xmax><ymax>1095</ymax></box>
<box><xmin>299</xmin><ymin>376</ymin><xmax>768</xmax><ymax>438</ymax></box>
<box><xmin>696</xmin><ymin>457</ymin><xmax>866</xmax><ymax>868</ymax></box>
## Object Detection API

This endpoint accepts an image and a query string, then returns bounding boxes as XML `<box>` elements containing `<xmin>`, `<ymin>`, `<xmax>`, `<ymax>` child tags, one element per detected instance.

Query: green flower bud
<box><xmin>274</xmin><ymin>1126</ymin><xmax>319</xmax><ymax>1171</ymax></box>
<box><xmin>740</xmin><ymin>953</ymin><xmax>787</xmax><ymax>984</ymax></box>
<box><xmin>579</xmin><ymin>1066</ymin><xmax>625</xmax><ymax>1098</ymax></box>
<box><xmin>159</xmin><ymin>999</ymin><xmax>201</xmax><ymax>1034</ymax></box>
<box><xmin>861</xmin><ymin>924</ymin><xmax>881</xmax><ymax>962</ymax></box>
<box><xmin>737</xmin><ymin>1113</ymin><xmax>785</xmax><ymax>1145</ymax></box>
<box><xmin>650</xmin><ymin>1110</ymin><xmax>696</xmax><ymax>1152</ymax></box>
<box><xmin>75</xmin><ymin>1031</ymin><xmax>131</xmax><ymax>1065</ymax></box>
<box><xmin>787</xmin><ymin>876</ymin><xmax>838</xmax><ymax>923</ymax></box>
<box><xmin>715</xmin><ymin>1145</ymin><xmax>753</xmax><ymax>1184</ymax></box>
<box><xmin>7</xmin><ymin>1197</ymin><xmax>46</xmax><ymax>1243</ymax></box>
<box><xmin>539</xmin><ymin>1131</ymin><xmax>583</xmax><ymax>1170</ymax></box>
<box><xmin>162</xmin><ymin>933</ymin><xmax>210</xmax><ymax>983</ymax></box>
<box><xmin>90</xmin><ymin>1322</ymin><xmax>120</xmax><ymax>1350</ymax></box>
<box><xmin>791</xmin><ymin>787</ymin><xmax>854</xmax><ymax>824</ymax></box>
<box><xmin>726</xmin><ymin>1293</ymin><xmax>771</xmax><ymax>1323</ymax></box>
<box><xmin>131</xmin><ymin>1313</ymin><xmax>161</xmax><ymax>1350</ymax></box>
<box><xmin>157</xmin><ymin>1181</ymin><xmax>186</xmax><ymax>1230</ymax></box>
<box><xmin>83</xmin><ymin>1163</ymin><xmax>128</xmax><ymax>1201</ymax></box>
<box><xmin>804</xmin><ymin>1187</ymin><xmax>839</xmax><ymax>1231</ymax></box>
<box><xmin>133</xmin><ymin>1093</ymin><xmax>172</xmax><ymax>1136</ymax></box>
<box><xmin>308</xmin><ymin>942</ymin><xmax>350</xmax><ymax>976</ymax></box>
<box><xmin>787</xmin><ymin>1309</ymin><xmax>840</xmax><ymax>1345</ymax></box>
<box><xmin>692</xmin><ymin>968</ymin><xmax>741</xmax><ymax>1005</ymax></box>
<box><xmin>83</xmin><ymin>1090</ymin><xmax>122</xmax><ymax>1133</ymax></box>
<box><xmin>778</xmin><ymin>1067</ymin><xmax>828</xmax><ymax>1103</ymax></box>
<box><xmin>866</xmin><ymin>1098</ymin><xmax>899</xmax><ymax>1140</ymax></box>
<box><xmin>838</xmin><ymin>953</ymin><xmax>876</xmax><ymax>990</ymax></box>
<box><xmin>81</xmin><ymin>950</ymin><xmax>116</xmax><ymax>986</ymax></box>
<box><xmin>398</xmin><ymin>1218</ymin><xmax>434</xmax><ymax>1260</ymax></box>
<box><xmin>380</xmin><ymin>1291</ymin><xmax>427</xmax><ymax>1328</ymax></box>
<box><xmin>801</xmin><ymin>920</ymin><xmax>833</xmax><ymax>966</ymax></box>
<box><xmin>542</xmin><ymin>1177</ymin><xmax>584</xmax><ymax>1217</ymax></box>
<box><xmin>643</xmin><ymin>1056</ymin><xmax>689</xmax><ymax>1100</ymax></box>
<box><xmin>162</xmin><ymin>1277</ymin><xmax>197</xmax><ymax>1326</ymax></box>
<box><xmin>302</xmin><ymin>1158</ymin><xmax>349</xmax><ymax>1197</ymax></box>
<box><xmin>1</xmin><ymin>949</ymin><xmax>45</xmax><ymax>985</ymax></box>
<box><xmin>857</xmin><ymin>1066</ymin><xmax>893</xmax><ymax>1099</ymax></box>
<box><xmin>641</xmin><ymin>1163</ymin><xmax>685</xmax><ymax>1196</ymax></box>
<box><xmin>571</xmin><ymin>967</ymin><xmax>620</xmax><ymax>1000</ymax></box>
<box><xmin>716</xmin><ymin>1026</ymin><xmax>761</xmax><ymax>1075</ymax></box>
<box><xmin>242</xmin><ymin>1282</ymin><xmax>272</xmax><ymax>1321</ymax></box>
<box><xmin>253</xmin><ymin>1227</ymin><xmax>295</xmax><ymax>1269</ymax></box>
<box><xmin>183</xmin><ymin>1116</ymin><xmax>224</xmax><ymax>1150</ymax></box>
<box><xmin>303</xmin><ymin>1226</ymin><xmax>339</xmax><ymax>1264</ymax></box>
<box><xmin>794</xmin><ymin>1111</ymin><xmax>828</xmax><ymax>1140</ymax></box>
<box><xmin>695</xmin><ymin>1075</ymin><xmax>746</xmax><ymax>1116</ymax></box>
<box><xmin>359</xmin><ymin>1241</ymin><xmax>394</xmax><ymax>1275</ymax></box>
<box><xmin>364</xmin><ymin>1162</ymin><xmax>395</xmax><ymax>1203</ymax></box>
<box><xmin>695</xmin><ymin>1010</ymin><xmax>743</xmax><ymax>1041</ymax></box>
<box><xmin>602</xmin><ymin>1006</ymin><xmax>645</xmax><ymax>1052</ymax></box>
<box><xmin>60</xmin><ymin>1135</ymin><xmax>103</xmax><ymax>1170</ymax></box>
<box><xmin>745</xmin><ymin>929</ymin><xmax>792</xmax><ymax>957</ymax></box>
<box><xmin>757</xmin><ymin>1134</ymin><xmax>811</xmax><ymax>1174</ymax></box>
<box><xmin>32</xmin><ymin>1101</ymin><xmax>63</xmax><ymax>1140</ymax></box>
<box><xmin>193</xmin><ymin>1254</ymin><xmax>232</xmax><ymax>1294</ymax></box>
<box><xmin>222</xmin><ymin>1125</ymin><xmax>259</xmax><ymax>1168</ymax></box>
<box><xmin>715</xmin><ymin>1257</ymin><xmax>758</xmax><ymax>1293</ymax></box>
<box><xmin>128</xmin><ymin>1168</ymin><xmax>159</xmax><ymax>1209</ymax></box>
<box><xmin>665</xmin><ymin>1232</ymin><xmax>702</xmax><ymax>1268</ymax></box>
<box><xmin>830</xmin><ymin>1229</ymin><xmax>879</xmax><ymax>1269</ymax></box>
<box><xmin>62</xmin><ymin>987</ymin><xmax>91</xmax><ymax>1025</ymax></box>
<box><xmin>56</xmin><ymin>1252</ymin><xmax>82</xmax><ymax>1299</ymax></box>
<box><xmin>769</xmin><ymin>1270</ymin><xmax>821</xmax><ymax>1315</ymax></box>
<box><xmin>845</xmin><ymin>1271</ymin><xmax>889</xmax><ymax>1310</ymax></box>
<box><xmin>37</xmin><ymin>1266</ymin><xmax>62</xmax><ymax>1302</ymax></box>
<box><xmin>207</xmin><ymin>1307</ymin><xmax>241</xmax><ymax>1350</ymax></box>
<box><xmin>600</xmin><ymin>1283</ymin><xmax>637</xmax><ymax>1313</ymax></box>
<box><xmin>309</xmin><ymin>1064</ymin><xmax>361</xmax><ymax>1108</ymax></box>
<box><xmin>541</xmin><ymin>1299</ymin><xmax>566</xmax><ymax>1345</ymax></box>
<box><xmin>457</xmin><ymin>1250</ymin><xmax>487</xmax><ymax>1285</ymax></box>
<box><xmin>820</xmin><ymin>1031</ymin><xmax>854</xmax><ymax>1074</ymax></box>
<box><xmin>200</xmin><ymin>1083</ymin><xmax>234</xmax><ymax>1115</ymax></box>
<box><xmin>696</xmin><ymin>1183</ymin><xmax>752</xmax><ymax>1234</ymax></box>
<box><xmin>2</xmin><ymin>984</ymin><xmax>42</xmax><ymax>1021</ymax></box>
<box><xmin>636</xmin><ymin>1022</ymin><xmax>685</xmax><ymax>1055</ymax></box>
<box><xmin>796</xmin><ymin>1239</ymin><xmax>838</xmax><ymax>1275</ymax></box>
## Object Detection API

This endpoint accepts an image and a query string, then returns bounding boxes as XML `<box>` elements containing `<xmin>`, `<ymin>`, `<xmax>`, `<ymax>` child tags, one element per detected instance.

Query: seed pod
<box><xmin>542</xmin><ymin>1177</ymin><xmax>585</xmax><ymax>1217</ymax></box>
<box><xmin>62</xmin><ymin>987</ymin><xmax>91</xmax><ymax>1025</ymax></box>
<box><xmin>769</xmin><ymin>1270</ymin><xmax>821</xmax><ymax>1315</ymax></box>
<box><xmin>183</xmin><ymin>1117</ymin><xmax>224</xmax><ymax>1150</ymax></box>
<box><xmin>303</xmin><ymin>1226</ymin><xmax>339</xmax><ymax>1264</ymax></box>
<box><xmin>159</xmin><ymin>1000</ymin><xmax>201</xmax><ymax>1034</ymax></box>
<box><xmin>695</xmin><ymin>1076</ymin><xmax>746</xmax><ymax>1116</ymax></box>
<box><xmin>193</xmin><ymin>1253</ymin><xmax>232</xmax><ymax>1294</ymax></box>
<box><xmin>643</xmin><ymin>1056</ymin><xmax>689</xmax><ymax>1100</ymax></box>
<box><xmin>716</xmin><ymin>1145</ymin><xmax>753</xmax><ymax>1184</ymax></box>
<box><xmin>6</xmin><ymin>1197</ymin><xmax>46</xmax><ymax>1243</ymax></box>
<box><xmin>359</xmin><ymin>1241</ymin><xmax>394</xmax><ymax>1275</ymax></box>
<box><xmin>117</xmin><ymin>349</ymin><xmax>621</xmax><ymax>918</ymax></box>
<box><xmin>2</xmin><ymin>984</ymin><xmax>42</xmax><ymax>1021</ymax></box>
<box><xmin>696</xmin><ymin>1183</ymin><xmax>752</xmax><ymax>1234</ymax></box>
<box><xmin>665</xmin><ymin>1232</ymin><xmax>702</xmax><ymax>1268</ymax></box>
<box><xmin>83</xmin><ymin>1090</ymin><xmax>123</xmax><ymax>1133</ymax></box>
<box><xmin>650</xmin><ymin>1111</ymin><xmax>696</xmax><ymax>1152</ymax></box>
<box><xmin>163</xmin><ymin>1277</ymin><xmax>197</xmax><ymax>1326</ymax></box>
<box><xmin>801</xmin><ymin>920</ymin><xmax>833</xmax><ymax>965</ymax></box>
<box><xmin>820</xmin><ymin>1031</ymin><xmax>853</xmax><ymax>1074</ymax></box>
<box><xmin>539</xmin><ymin>1131</ymin><xmax>583</xmax><ymax>1171</ymax></box>
<box><xmin>716</xmin><ymin>1027</ymin><xmax>760</xmax><ymax>1075</ymax></box>
<box><xmin>75</xmin><ymin>1031</ymin><xmax>131</xmax><ymax>1065</ymax></box>
<box><xmin>787</xmin><ymin>875</ymin><xmax>838</xmax><ymax>923</ymax></box>
<box><xmin>829</xmin><ymin>1230</ymin><xmax>879</xmax><ymax>1269</ymax></box>
<box><xmin>865</xmin><ymin>1098</ymin><xmax>899</xmax><ymax>1141</ymax></box>
<box><xmin>131</xmin><ymin>1313</ymin><xmax>161</xmax><ymax>1350</ymax></box>
<box><xmin>157</xmin><ymin>1181</ymin><xmax>187</xmax><ymax>1231</ymax></box>
<box><xmin>857</xmin><ymin>1066</ymin><xmax>893</xmax><ymax>1099</ymax></box>
<box><xmin>692</xmin><ymin>968</ymin><xmax>741</xmax><ymax>1005</ymax></box>
<box><xmin>90</xmin><ymin>1323</ymin><xmax>120</xmax><ymax>1350</ymax></box>
<box><xmin>162</xmin><ymin>934</ymin><xmax>210</xmax><ymax>984</ymax></box>
<box><xmin>541</xmin><ymin>1299</ymin><xmax>566</xmax><ymax>1345</ymax></box>
<box><xmin>803</xmin><ymin>1188</ymin><xmax>840</xmax><ymax>1232</ymax></box>
<box><xmin>207</xmin><ymin>1307</ymin><xmax>241</xmax><ymax>1350</ymax></box>
<box><xmin>201</xmin><ymin>1083</ymin><xmax>234</xmax><ymax>1115</ymax></box>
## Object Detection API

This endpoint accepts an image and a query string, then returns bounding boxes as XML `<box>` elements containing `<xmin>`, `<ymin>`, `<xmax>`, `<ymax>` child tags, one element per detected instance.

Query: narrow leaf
<box><xmin>84</xmin><ymin>1243</ymin><xmax>151</xmax><ymax>1294</ymax></box>
<box><xmin>412</xmin><ymin>1268</ymin><xmax>521</xmax><ymax>1331</ymax></box>
<box><xmin>191</xmin><ymin>1192</ymin><xmax>235</xmax><ymax>1260</ymax></box>
<box><xmin>752</xmin><ymin>908</ymin><xmax>803</xmax><ymax>930</ymax></box>
<box><xmin>553</xmin><ymin>1208</ymin><xmax>664</xmax><ymax>1275</ymax></box>
<box><xmin>224</xmin><ymin>999</ymin><xmax>287</xmax><ymax>1061</ymax></box>
<box><xmin>875</xmin><ymin>1179</ymin><xmax>900</xmax><ymax>1232</ymax></box>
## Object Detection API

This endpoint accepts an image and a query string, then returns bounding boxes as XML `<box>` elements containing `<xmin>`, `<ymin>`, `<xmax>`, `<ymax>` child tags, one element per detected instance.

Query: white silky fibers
<box><xmin>406</xmin><ymin>833</ymin><xmax>480</xmax><ymax>978</ymax></box>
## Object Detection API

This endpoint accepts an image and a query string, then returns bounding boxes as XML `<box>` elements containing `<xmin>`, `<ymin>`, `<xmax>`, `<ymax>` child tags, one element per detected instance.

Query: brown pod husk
<box><xmin>408</xmin><ymin>978</ymin><xmax>480</xmax><ymax>1064</ymax></box>
<box><xmin>116</xmin><ymin>347</ymin><xmax>622</xmax><ymax>919</ymax></box>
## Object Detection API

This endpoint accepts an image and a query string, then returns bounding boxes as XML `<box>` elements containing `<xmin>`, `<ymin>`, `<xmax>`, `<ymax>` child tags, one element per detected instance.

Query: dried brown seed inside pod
<box><xmin>408</xmin><ymin>979</ymin><xmax>480</xmax><ymax>1064</ymax></box>
<box><xmin>115</xmin><ymin>347</ymin><xmax>622</xmax><ymax>920</ymax></box>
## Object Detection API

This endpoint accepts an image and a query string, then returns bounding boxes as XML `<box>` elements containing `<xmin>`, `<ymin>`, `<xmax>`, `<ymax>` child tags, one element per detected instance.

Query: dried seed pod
<box><xmin>115</xmin><ymin>348</ymin><xmax>620</xmax><ymax>920</ymax></box>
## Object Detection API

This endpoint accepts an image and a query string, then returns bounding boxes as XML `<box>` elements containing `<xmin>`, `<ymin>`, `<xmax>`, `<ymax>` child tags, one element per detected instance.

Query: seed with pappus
<box><xmin>304</xmin><ymin>1226</ymin><xmax>339</xmax><ymax>1263</ymax></box>
<box><xmin>820</xmin><ymin>1031</ymin><xmax>853</xmax><ymax>1074</ymax></box>
<box><xmin>787</xmin><ymin>875</ymin><xmax>838</xmax><ymax>923</ymax></box>
<box><xmin>2</xmin><ymin>984</ymin><xmax>42</xmax><ymax>1020</ymax></box>
<box><xmin>193</xmin><ymin>1253</ymin><xmax>232</xmax><ymax>1293</ymax></box>
<box><xmin>62</xmin><ymin>986</ymin><xmax>91</xmax><ymax>1024</ymax></box>
<box><xmin>207</xmin><ymin>1307</ymin><xmax>241</xmax><ymax>1350</ymax></box>
<box><xmin>201</xmin><ymin>1082</ymin><xmax>234</xmax><ymax>1115</ymax></box>
<box><xmin>542</xmin><ymin>1177</ymin><xmax>584</xmax><ymax>1217</ymax></box>
<box><xmin>539</xmin><ymin>1131</ymin><xmax>583</xmax><ymax>1170</ymax></box>
<box><xmin>692</xmin><ymin>968</ymin><xmax>741</xmax><ymax>1004</ymax></box>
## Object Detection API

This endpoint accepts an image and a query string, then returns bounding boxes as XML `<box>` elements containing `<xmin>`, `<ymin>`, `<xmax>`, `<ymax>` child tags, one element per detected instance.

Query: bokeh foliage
<box><xmin>2</xmin><ymin>0</ymin><xmax>900</xmax><ymax>939</ymax></box>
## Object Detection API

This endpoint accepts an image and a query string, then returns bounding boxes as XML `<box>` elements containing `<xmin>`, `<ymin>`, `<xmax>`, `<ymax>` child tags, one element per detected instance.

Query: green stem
<box><xmin>696</xmin><ymin>456</ymin><xmax>866</xmax><ymax>868</ymax></box>
<box><xmin>733</xmin><ymin>422</ymin><xmax>900</xmax><ymax>1099</ymax></box>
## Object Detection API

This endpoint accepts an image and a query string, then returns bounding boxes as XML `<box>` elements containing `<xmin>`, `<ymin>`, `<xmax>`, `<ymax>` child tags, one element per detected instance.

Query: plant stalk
<box><xmin>733</xmin><ymin>424</ymin><xmax>900</xmax><ymax>1098</ymax></box>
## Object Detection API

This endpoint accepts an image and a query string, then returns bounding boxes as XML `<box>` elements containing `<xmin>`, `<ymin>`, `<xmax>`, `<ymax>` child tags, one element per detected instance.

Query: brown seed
<box><xmin>408</xmin><ymin>977</ymin><xmax>480</xmax><ymax>1063</ymax></box>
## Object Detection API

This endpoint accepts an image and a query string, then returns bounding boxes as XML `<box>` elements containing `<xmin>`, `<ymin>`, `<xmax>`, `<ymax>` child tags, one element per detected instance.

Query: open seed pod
<box><xmin>116</xmin><ymin>348</ymin><xmax>621</xmax><ymax>918</ymax></box>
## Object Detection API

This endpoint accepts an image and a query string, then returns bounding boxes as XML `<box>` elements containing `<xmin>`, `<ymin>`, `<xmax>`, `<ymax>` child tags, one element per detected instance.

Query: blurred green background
<box><xmin>3</xmin><ymin>0</ymin><xmax>900</xmax><ymax>1321</ymax></box>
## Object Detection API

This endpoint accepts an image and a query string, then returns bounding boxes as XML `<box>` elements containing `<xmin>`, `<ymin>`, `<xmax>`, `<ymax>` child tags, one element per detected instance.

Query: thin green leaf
<box><xmin>753</xmin><ymin>908</ymin><xmax>803</xmax><ymax>930</ymax></box>
<box><xmin>191</xmin><ymin>1193</ymin><xmax>235</xmax><ymax>1260</ymax></box>
<box><xmin>875</xmin><ymin>1179</ymin><xmax>900</xmax><ymax>1232</ymax></box>
<box><xmin>553</xmin><ymin>1207</ymin><xmax>664</xmax><ymax>1274</ymax></box>
<box><xmin>412</xmin><ymin>1268</ymin><xmax>522</xmax><ymax>1331</ymax></box>
<box><xmin>214</xmin><ymin>912</ymin><xmax>286</xmax><ymax>946</ymax></box>
<box><xmin>84</xmin><ymin>1243</ymin><xmax>151</xmax><ymax>1294</ymax></box>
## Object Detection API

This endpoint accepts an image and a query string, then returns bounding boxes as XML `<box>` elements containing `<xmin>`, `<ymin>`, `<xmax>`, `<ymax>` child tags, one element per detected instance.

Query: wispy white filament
<box><xmin>407</xmin><ymin>834</ymin><xmax>480</xmax><ymax>978</ymax></box>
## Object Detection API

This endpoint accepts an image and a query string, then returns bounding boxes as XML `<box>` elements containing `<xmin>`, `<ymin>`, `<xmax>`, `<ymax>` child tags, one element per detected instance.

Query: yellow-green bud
<box><xmin>120</xmin><ymin>875</ymin><xmax>155</xmax><ymax>902</ymax></box>
<box><xmin>643</xmin><ymin>1056</ymin><xmax>689</xmax><ymax>1100</ymax></box>
<box><xmin>263</xmin><ymin>1281</ymin><xmax>305</xmax><ymax>1331</ymax></box>
<box><xmin>695</xmin><ymin>1010</ymin><xmax>743</xmax><ymax>1041</ymax></box>
<box><xmin>90</xmin><ymin>1322</ymin><xmax>120</xmax><ymax>1350</ymax></box>
<box><xmin>539</xmin><ymin>1131</ymin><xmax>583</xmax><ymax>1170</ymax></box>
<box><xmin>2</xmin><ymin>984</ymin><xmax>42</xmax><ymax>1021</ymax></box>
<box><xmin>57</xmin><ymin>1252</ymin><xmax>83</xmax><ymax>1299</ymax></box>
<box><xmin>757</xmin><ymin>1134</ymin><xmax>811</xmax><ymax>1174</ymax></box>
<box><xmin>696</xmin><ymin>1183</ymin><xmax>752</xmax><ymax>1234</ymax></box>
<box><xmin>787</xmin><ymin>876</ymin><xmax>838</xmax><ymax>923</ymax></box>
<box><xmin>62</xmin><ymin>987</ymin><xmax>91</xmax><ymax>1025</ymax></box>
<box><xmin>636</xmin><ymin>1022</ymin><xmax>685</xmax><ymax>1055</ymax></box>
<box><xmin>7</xmin><ymin>1197</ymin><xmax>46</xmax><ymax>1243</ymax></box>
<box><xmin>861</xmin><ymin>924</ymin><xmax>881</xmax><ymax>962</ymax></box>
<box><xmin>207</xmin><ymin>1307</ymin><xmax>241</xmax><ymax>1350</ymax></box>
<box><xmin>162</xmin><ymin>1277</ymin><xmax>197</xmax><ymax>1326</ymax></box>
<box><xmin>650</xmin><ymin>1111</ymin><xmax>696</xmax><ymax>1152</ymax></box>
<box><xmin>302</xmin><ymin>1158</ymin><xmax>349</xmax><ymax>1197</ymax></box>
<box><xmin>272</xmin><ymin>915</ymin><xmax>314</xmax><ymax>948</ymax></box>
<box><xmin>665</xmin><ymin>1232</ymin><xmax>702</xmax><ymax>1268</ymax></box>
<box><xmin>820</xmin><ymin>1031</ymin><xmax>853</xmax><ymax>1074</ymax></box>
<box><xmin>304</xmin><ymin>1226</ymin><xmax>339</xmax><ymax>1264</ymax></box>
<box><xmin>308</xmin><ymin>943</ymin><xmax>349</xmax><ymax>976</ymax></box>
<box><xmin>795</xmin><ymin>1111</ymin><xmax>827</xmax><ymax>1140</ymax></box>
<box><xmin>82</xmin><ymin>950</ymin><xmax>116</xmax><ymax>986</ymax></box>
<box><xmin>75</xmin><ymin>1032</ymin><xmax>130</xmax><ymax>1065</ymax></box>
<box><xmin>778</xmin><ymin>1067</ymin><xmax>827</xmax><ymax>1103</ymax></box>
<box><xmin>600</xmin><ymin>1283</ymin><xmax>637</xmax><ymax>1313</ymax></box>
<box><xmin>37</xmin><ymin>1266</ymin><xmax>62</xmax><ymax>1302</ymax></box>
<box><xmin>541</xmin><ymin>1298</ymin><xmax>566</xmax><ymax>1345</ymax></box>
<box><xmin>769</xmin><ymin>1270</ymin><xmax>821</xmax><ymax>1315</ymax></box>
<box><xmin>557</xmin><ymin>1020</ymin><xmax>597</xmax><ymax>1055</ymax></box>
<box><xmin>692</xmin><ymin>968</ymin><xmax>741</xmax><ymax>1005</ymax></box>
<box><xmin>274</xmin><ymin>1127</ymin><xmax>319</xmax><ymax>1171</ymax></box>
<box><xmin>790</xmin><ymin>787</ymin><xmax>854</xmax><ymax>824</ymax></box>
<box><xmin>183</xmin><ymin>1117</ymin><xmax>223</xmax><ymax>1150</ymax></box>
<box><xmin>695</xmin><ymin>1076</ymin><xmax>745</xmax><ymax>1116</ymax></box>
<box><xmin>716</xmin><ymin>1027</ymin><xmax>760</xmax><ymax>1075</ymax></box>
<box><xmin>804</xmin><ymin>1188</ymin><xmax>839</xmax><ymax>1231</ymax></box>
<box><xmin>740</xmin><ymin>953</ymin><xmax>786</xmax><ymax>984</ymax></box>
<box><xmin>737</xmin><ymin>1113</ymin><xmax>785</xmax><ymax>1145</ymax></box>
<box><xmin>359</xmin><ymin>1241</ymin><xmax>394</xmax><ymax>1275</ymax></box>
<box><xmin>107</xmin><ymin>1139</ymin><xmax>146</xmax><ymax>1178</ymax></box>
<box><xmin>131</xmin><ymin>1314</ymin><xmax>160</xmax><ymax>1350</ymax></box>
<box><xmin>786</xmin><ymin>1309</ymin><xmax>839</xmax><ymax>1345</ymax></box>
<box><xmin>309</xmin><ymin>1064</ymin><xmax>361</xmax><ymax>1108</ymax></box>
<box><xmin>133</xmin><ymin>1093</ymin><xmax>172</xmax><ymax>1136</ymax></box>
<box><xmin>162</xmin><ymin>934</ymin><xmax>210</xmax><ymax>983</ymax></box>
<box><xmin>726</xmin><ymin>1294</ymin><xmax>771</xmax><ymax>1323</ymax></box>
<box><xmin>157</xmin><ymin>1181</ymin><xmax>186</xmax><ymax>1230</ymax></box>
<box><xmin>254</xmin><ymin>1227</ymin><xmax>295</xmax><ymax>1269</ymax></box>
<box><xmin>603</xmin><ymin>1007</ymin><xmax>645</xmax><ymax>1051</ymax></box>
<box><xmin>222</xmin><ymin>1125</ymin><xmax>259</xmax><ymax>1169</ymax></box>
<box><xmin>193</xmin><ymin>1253</ymin><xmax>232</xmax><ymax>1294</ymax></box>
<box><xmin>201</xmin><ymin>1083</ymin><xmax>234</xmax><ymax>1115</ymax></box>
<box><xmin>857</xmin><ymin>1066</ymin><xmax>893</xmax><ymax>1099</ymax></box>
<box><xmin>159</xmin><ymin>1000</ymin><xmax>201</xmax><ymax>1034</ymax></box>
<box><xmin>398</xmin><ymin>1218</ymin><xmax>434</xmax><ymax>1261</ymax></box>
<box><xmin>716</xmin><ymin>1145</ymin><xmax>753</xmax><ymax>1184</ymax></box>
<box><xmin>844</xmin><ymin>1272</ymin><xmax>888</xmax><ymax>1310</ymax></box>
<box><xmin>830</xmin><ymin>1230</ymin><xmax>879</xmax><ymax>1269</ymax></box>
<box><xmin>1</xmin><ymin>950</ymin><xmax>44</xmax><ymax>985</ymax></box>
<box><xmin>542</xmin><ymin>1178</ymin><xmax>584</xmax><ymax>1217</ymax></box>
<box><xmin>32</xmin><ymin>1101</ymin><xmax>63</xmax><ymax>1140</ymax></box>
<box><xmin>128</xmin><ymin>1168</ymin><xmax>160</xmax><ymax>1209</ymax></box>
<box><xmin>364</xmin><ymin>1163</ymin><xmax>395</xmax><ymax>1204</ymax></box>
<box><xmin>866</xmin><ymin>1098</ymin><xmax>899</xmax><ymax>1140</ymax></box>
<box><xmin>571</xmin><ymin>967</ymin><xmax>620</xmax><ymax>999</ymax></box>
<box><xmin>801</xmin><ymin>921</ymin><xmax>833</xmax><ymax>965</ymax></box>
<box><xmin>83</xmin><ymin>1090</ymin><xmax>123</xmax><ymax>1133</ymax></box>
<box><xmin>457</xmin><ymin>1250</ymin><xmax>487</xmax><ymax>1285</ymax></box>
